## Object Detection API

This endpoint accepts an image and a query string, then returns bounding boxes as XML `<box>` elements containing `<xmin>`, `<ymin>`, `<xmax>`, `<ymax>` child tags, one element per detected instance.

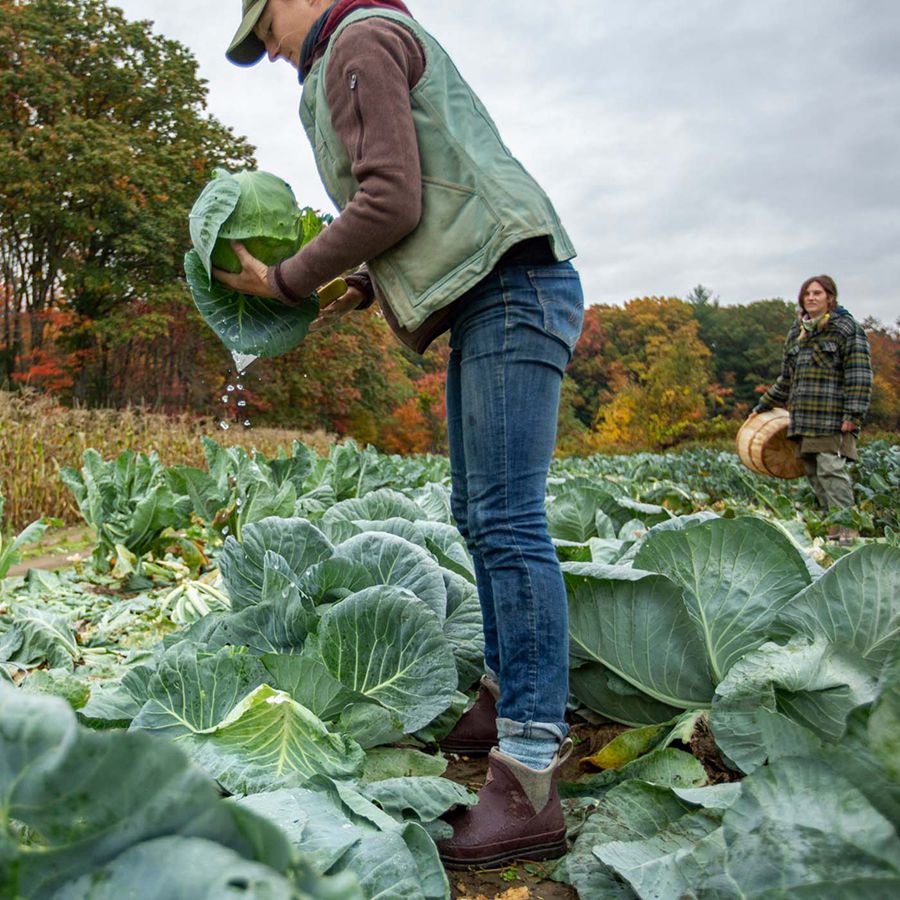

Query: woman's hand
<box><xmin>212</xmin><ymin>241</ymin><xmax>275</xmax><ymax>298</ymax></box>
<box><xmin>840</xmin><ymin>420</ymin><xmax>856</xmax><ymax>433</ymax></box>
<box><xmin>210</xmin><ymin>241</ymin><xmax>364</xmax><ymax>332</ymax></box>
<box><xmin>309</xmin><ymin>285</ymin><xmax>367</xmax><ymax>334</ymax></box>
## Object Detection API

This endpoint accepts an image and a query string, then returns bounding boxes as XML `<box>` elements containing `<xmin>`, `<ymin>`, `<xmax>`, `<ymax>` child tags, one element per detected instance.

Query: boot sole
<box><xmin>440</xmin><ymin>836</ymin><xmax>567</xmax><ymax>869</ymax></box>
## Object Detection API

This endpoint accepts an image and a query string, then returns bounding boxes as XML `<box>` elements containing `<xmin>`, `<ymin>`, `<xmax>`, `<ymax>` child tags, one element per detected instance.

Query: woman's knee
<box><xmin>468</xmin><ymin>499</ymin><xmax>552</xmax><ymax>561</ymax></box>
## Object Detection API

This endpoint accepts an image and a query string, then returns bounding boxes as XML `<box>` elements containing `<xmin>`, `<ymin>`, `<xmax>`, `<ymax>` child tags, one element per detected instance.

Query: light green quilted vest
<box><xmin>299</xmin><ymin>8</ymin><xmax>575</xmax><ymax>331</ymax></box>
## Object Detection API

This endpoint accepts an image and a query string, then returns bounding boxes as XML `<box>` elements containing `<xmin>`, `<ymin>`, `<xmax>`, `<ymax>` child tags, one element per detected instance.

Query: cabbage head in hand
<box><xmin>184</xmin><ymin>168</ymin><xmax>327</xmax><ymax>358</ymax></box>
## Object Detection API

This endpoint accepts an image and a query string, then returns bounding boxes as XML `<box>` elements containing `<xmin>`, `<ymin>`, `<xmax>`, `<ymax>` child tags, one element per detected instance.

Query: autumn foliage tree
<box><xmin>0</xmin><ymin>0</ymin><xmax>254</xmax><ymax>402</ymax></box>
<box><xmin>588</xmin><ymin>318</ymin><xmax>713</xmax><ymax>451</ymax></box>
<box><xmin>567</xmin><ymin>297</ymin><xmax>698</xmax><ymax>430</ymax></box>
<box><xmin>560</xmin><ymin>289</ymin><xmax>899</xmax><ymax>456</ymax></box>
<box><xmin>245</xmin><ymin>309</ymin><xmax>414</xmax><ymax>438</ymax></box>
<box><xmin>379</xmin><ymin>368</ymin><xmax>448</xmax><ymax>455</ymax></box>
<box><xmin>864</xmin><ymin>317</ymin><xmax>900</xmax><ymax>432</ymax></box>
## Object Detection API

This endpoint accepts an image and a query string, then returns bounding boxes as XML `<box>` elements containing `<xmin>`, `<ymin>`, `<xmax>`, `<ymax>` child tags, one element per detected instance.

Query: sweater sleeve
<box><xmin>754</xmin><ymin>330</ymin><xmax>795</xmax><ymax>411</ymax></box>
<box><xmin>271</xmin><ymin>19</ymin><xmax>426</xmax><ymax>300</ymax></box>
<box><xmin>842</xmin><ymin>322</ymin><xmax>873</xmax><ymax>427</ymax></box>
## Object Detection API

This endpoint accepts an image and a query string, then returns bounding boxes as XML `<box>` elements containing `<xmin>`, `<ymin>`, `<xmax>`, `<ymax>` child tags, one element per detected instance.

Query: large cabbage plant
<box><xmin>0</xmin><ymin>683</ymin><xmax>362</xmax><ymax>898</ymax></box>
<box><xmin>184</xmin><ymin>168</ymin><xmax>327</xmax><ymax>357</ymax></box>
<box><xmin>564</xmin><ymin>517</ymin><xmax>899</xmax><ymax>765</ymax></box>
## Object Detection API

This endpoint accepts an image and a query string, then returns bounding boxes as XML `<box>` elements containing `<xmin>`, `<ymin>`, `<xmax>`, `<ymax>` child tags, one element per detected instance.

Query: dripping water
<box><xmin>217</xmin><ymin>352</ymin><xmax>259</xmax><ymax>432</ymax></box>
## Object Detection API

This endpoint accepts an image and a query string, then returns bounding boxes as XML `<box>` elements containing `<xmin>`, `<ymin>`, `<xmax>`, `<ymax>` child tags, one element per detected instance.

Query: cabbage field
<box><xmin>1</xmin><ymin>438</ymin><xmax>899</xmax><ymax>899</ymax></box>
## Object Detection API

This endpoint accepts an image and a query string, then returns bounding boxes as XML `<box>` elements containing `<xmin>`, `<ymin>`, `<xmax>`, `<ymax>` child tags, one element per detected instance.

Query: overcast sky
<box><xmin>115</xmin><ymin>1</ymin><xmax>900</xmax><ymax>323</ymax></box>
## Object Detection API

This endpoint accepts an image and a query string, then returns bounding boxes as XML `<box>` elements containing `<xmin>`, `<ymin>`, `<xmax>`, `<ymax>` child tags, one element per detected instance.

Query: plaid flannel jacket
<box><xmin>755</xmin><ymin>308</ymin><xmax>872</xmax><ymax>437</ymax></box>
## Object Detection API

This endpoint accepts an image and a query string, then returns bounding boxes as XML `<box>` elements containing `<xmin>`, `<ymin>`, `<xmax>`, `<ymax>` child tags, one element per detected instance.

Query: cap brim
<box><xmin>226</xmin><ymin>0</ymin><xmax>268</xmax><ymax>66</ymax></box>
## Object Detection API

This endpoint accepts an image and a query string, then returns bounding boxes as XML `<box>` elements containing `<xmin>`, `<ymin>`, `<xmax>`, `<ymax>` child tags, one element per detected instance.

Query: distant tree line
<box><xmin>2</xmin><ymin>0</ymin><xmax>897</xmax><ymax>455</ymax></box>
<box><xmin>559</xmin><ymin>289</ymin><xmax>898</xmax><ymax>454</ymax></box>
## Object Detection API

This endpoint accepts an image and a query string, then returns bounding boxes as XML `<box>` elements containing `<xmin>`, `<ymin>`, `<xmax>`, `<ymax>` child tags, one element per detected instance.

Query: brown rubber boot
<box><xmin>438</xmin><ymin>740</ymin><xmax>573</xmax><ymax>868</ymax></box>
<box><xmin>439</xmin><ymin>675</ymin><xmax>499</xmax><ymax>756</ymax></box>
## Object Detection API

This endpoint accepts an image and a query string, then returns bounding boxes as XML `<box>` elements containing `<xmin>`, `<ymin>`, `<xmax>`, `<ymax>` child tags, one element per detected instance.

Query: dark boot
<box><xmin>438</xmin><ymin>740</ymin><xmax>572</xmax><ymax>868</ymax></box>
<box><xmin>439</xmin><ymin>675</ymin><xmax>499</xmax><ymax>756</ymax></box>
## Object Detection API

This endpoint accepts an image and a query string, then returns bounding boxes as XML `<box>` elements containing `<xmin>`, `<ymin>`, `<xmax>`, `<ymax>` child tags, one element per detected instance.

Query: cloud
<box><xmin>115</xmin><ymin>0</ymin><xmax>900</xmax><ymax>322</ymax></box>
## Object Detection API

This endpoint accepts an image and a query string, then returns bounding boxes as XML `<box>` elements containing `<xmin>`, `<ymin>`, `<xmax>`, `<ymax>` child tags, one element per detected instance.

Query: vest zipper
<box><xmin>349</xmin><ymin>72</ymin><xmax>364</xmax><ymax>161</ymax></box>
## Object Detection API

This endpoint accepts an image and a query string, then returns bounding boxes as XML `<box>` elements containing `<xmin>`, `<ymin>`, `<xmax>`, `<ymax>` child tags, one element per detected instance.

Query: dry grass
<box><xmin>0</xmin><ymin>391</ymin><xmax>336</xmax><ymax>531</ymax></box>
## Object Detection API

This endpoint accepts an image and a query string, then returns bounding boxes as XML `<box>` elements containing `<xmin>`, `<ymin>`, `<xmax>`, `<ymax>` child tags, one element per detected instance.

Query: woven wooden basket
<box><xmin>736</xmin><ymin>408</ymin><xmax>805</xmax><ymax>479</ymax></box>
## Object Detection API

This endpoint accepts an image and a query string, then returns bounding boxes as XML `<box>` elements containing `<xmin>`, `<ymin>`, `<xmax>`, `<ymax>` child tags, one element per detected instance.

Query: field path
<box><xmin>7</xmin><ymin>553</ymin><xmax>76</xmax><ymax>578</ymax></box>
<box><xmin>5</xmin><ymin>526</ymin><xmax>92</xmax><ymax>578</ymax></box>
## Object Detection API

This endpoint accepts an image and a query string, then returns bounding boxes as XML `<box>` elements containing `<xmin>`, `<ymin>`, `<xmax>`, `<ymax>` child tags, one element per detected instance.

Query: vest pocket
<box><xmin>528</xmin><ymin>265</ymin><xmax>584</xmax><ymax>352</ymax></box>
<box><xmin>390</xmin><ymin>176</ymin><xmax>498</xmax><ymax>301</ymax></box>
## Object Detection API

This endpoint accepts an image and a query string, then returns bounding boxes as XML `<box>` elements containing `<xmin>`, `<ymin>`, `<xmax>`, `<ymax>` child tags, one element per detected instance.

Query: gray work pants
<box><xmin>801</xmin><ymin>452</ymin><xmax>855</xmax><ymax>511</ymax></box>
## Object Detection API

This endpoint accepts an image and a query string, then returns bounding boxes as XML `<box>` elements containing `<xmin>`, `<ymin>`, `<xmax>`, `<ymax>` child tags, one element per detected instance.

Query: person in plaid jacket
<box><xmin>750</xmin><ymin>274</ymin><xmax>872</xmax><ymax>545</ymax></box>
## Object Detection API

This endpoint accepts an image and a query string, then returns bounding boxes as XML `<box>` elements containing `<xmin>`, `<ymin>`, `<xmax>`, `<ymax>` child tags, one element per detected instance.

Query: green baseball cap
<box><xmin>226</xmin><ymin>0</ymin><xmax>268</xmax><ymax>66</ymax></box>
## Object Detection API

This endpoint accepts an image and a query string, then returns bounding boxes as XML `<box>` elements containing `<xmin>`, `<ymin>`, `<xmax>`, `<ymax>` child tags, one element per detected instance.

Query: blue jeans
<box><xmin>446</xmin><ymin>260</ymin><xmax>584</xmax><ymax>743</ymax></box>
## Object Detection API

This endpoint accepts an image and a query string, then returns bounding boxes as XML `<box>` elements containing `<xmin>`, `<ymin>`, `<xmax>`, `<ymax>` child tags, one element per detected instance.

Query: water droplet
<box><xmin>237</xmin><ymin>399</ymin><xmax>247</xmax><ymax>407</ymax></box>
<box><xmin>222</xmin><ymin>526</ymin><xmax>230</xmax><ymax>535</ymax></box>
<box><xmin>242</xmin><ymin>419</ymin><xmax>252</xmax><ymax>428</ymax></box>
<box><xmin>221</xmin><ymin>395</ymin><xmax>229</xmax><ymax>403</ymax></box>
<box><xmin>231</xmin><ymin>352</ymin><xmax>258</xmax><ymax>373</ymax></box>
<box><xmin>236</xmin><ymin>383</ymin><xmax>244</xmax><ymax>391</ymax></box>
<box><xmin>218</xmin><ymin>421</ymin><xmax>230</xmax><ymax>431</ymax></box>
<box><xmin>235</xmin><ymin>498</ymin><xmax>243</xmax><ymax>508</ymax></box>
<box><xmin>303</xmin><ymin>373</ymin><xmax>309</xmax><ymax>379</ymax></box>
<box><xmin>227</xmin><ymin>384</ymin><xmax>235</xmax><ymax>392</ymax></box>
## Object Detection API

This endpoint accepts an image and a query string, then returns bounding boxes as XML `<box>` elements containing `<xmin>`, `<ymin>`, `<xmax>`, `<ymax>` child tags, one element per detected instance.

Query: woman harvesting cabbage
<box><xmin>217</xmin><ymin>0</ymin><xmax>584</xmax><ymax>868</ymax></box>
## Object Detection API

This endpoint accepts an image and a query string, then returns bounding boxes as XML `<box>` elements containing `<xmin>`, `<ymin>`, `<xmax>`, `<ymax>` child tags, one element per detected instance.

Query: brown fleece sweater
<box><xmin>267</xmin><ymin>19</ymin><xmax>444</xmax><ymax>350</ymax></box>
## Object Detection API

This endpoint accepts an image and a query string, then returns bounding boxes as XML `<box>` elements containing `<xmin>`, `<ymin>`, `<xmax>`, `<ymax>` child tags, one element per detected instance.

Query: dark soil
<box><xmin>689</xmin><ymin>715</ymin><xmax>742</xmax><ymax>784</ymax></box>
<box><xmin>449</xmin><ymin>870</ymin><xmax>575</xmax><ymax>900</ymax></box>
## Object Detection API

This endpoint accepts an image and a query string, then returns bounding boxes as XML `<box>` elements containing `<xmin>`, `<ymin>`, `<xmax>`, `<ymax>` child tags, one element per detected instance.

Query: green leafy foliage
<box><xmin>183</xmin><ymin>684</ymin><xmax>366</xmax><ymax>795</ymax></box>
<box><xmin>0</xmin><ymin>684</ymin><xmax>355</xmax><ymax>898</ymax></box>
<box><xmin>565</xmin><ymin>517</ymin><xmax>899</xmax><ymax>763</ymax></box>
<box><xmin>632</xmin><ymin>517</ymin><xmax>812</xmax><ymax>680</ymax></box>
<box><xmin>0</xmin><ymin>0</ymin><xmax>256</xmax><ymax>402</ymax></box>
<box><xmin>317</xmin><ymin>586</ymin><xmax>458</xmax><ymax>732</ymax></box>
<box><xmin>239</xmin><ymin>784</ymin><xmax>450</xmax><ymax>898</ymax></box>
<box><xmin>566</xmin><ymin>762</ymin><xmax>900</xmax><ymax>898</ymax></box>
<box><xmin>130</xmin><ymin>642</ymin><xmax>271</xmax><ymax>737</ymax></box>
<box><xmin>60</xmin><ymin>448</ymin><xmax>188</xmax><ymax>570</ymax></box>
<box><xmin>0</xmin><ymin>606</ymin><xmax>79</xmax><ymax>671</ymax></box>
<box><xmin>0</xmin><ymin>490</ymin><xmax>48</xmax><ymax>578</ymax></box>
<box><xmin>4</xmin><ymin>438</ymin><xmax>900</xmax><ymax>897</ymax></box>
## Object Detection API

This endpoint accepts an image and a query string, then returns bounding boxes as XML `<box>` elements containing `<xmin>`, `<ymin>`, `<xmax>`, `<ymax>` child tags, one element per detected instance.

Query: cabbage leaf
<box><xmin>185</xmin><ymin>168</ymin><xmax>326</xmax><ymax>357</ymax></box>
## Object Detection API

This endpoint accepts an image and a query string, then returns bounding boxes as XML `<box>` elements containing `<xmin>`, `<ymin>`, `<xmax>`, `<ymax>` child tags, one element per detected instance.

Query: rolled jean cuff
<box><xmin>496</xmin><ymin>717</ymin><xmax>568</xmax><ymax>743</ymax></box>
